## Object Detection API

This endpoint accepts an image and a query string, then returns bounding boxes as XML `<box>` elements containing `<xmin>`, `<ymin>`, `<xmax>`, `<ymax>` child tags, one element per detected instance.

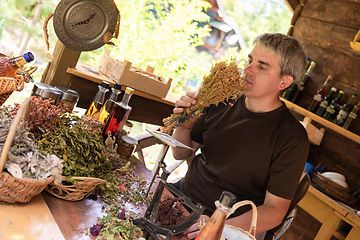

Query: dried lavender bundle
<box><xmin>163</xmin><ymin>58</ymin><xmax>246</xmax><ymax>130</ymax></box>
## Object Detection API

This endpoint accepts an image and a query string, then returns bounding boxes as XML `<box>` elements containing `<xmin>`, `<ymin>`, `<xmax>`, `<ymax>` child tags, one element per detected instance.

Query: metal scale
<box><xmin>133</xmin><ymin>129</ymin><xmax>204</xmax><ymax>240</ymax></box>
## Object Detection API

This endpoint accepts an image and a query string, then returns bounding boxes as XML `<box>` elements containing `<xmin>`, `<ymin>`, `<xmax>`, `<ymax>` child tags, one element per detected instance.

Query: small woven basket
<box><xmin>0</xmin><ymin>97</ymin><xmax>55</xmax><ymax>203</ymax></box>
<box><xmin>312</xmin><ymin>172</ymin><xmax>360</xmax><ymax>205</ymax></box>
<box><xmin>45</xmin><ymin>176</ymin><xmax>107</xmax><ymax>201</ymax></box>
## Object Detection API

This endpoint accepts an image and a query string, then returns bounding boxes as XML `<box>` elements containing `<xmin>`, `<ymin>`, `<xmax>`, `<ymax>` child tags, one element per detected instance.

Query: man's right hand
<box><xmin>173</xmin><ymin>92</ymin><xmax>198</xmax><ymax>129</ymax></box>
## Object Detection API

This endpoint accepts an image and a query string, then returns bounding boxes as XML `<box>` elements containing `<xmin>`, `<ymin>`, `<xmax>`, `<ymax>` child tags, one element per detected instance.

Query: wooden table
<box><xmin>0</xmin><ymin>158</ymin><xmax>189</xmax><ymax>240</ymax></box>
<box><xmin>297</xmin><ymin>185</ymin><xmax>360</xmax><ymax>240</ymax></box>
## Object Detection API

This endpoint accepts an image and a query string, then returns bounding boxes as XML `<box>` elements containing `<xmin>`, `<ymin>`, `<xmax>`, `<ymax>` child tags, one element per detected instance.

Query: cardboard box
<box><xmin>99</xmin><ymin>53</ymin><xmax>172</xmax><ymax>98</ymax></box>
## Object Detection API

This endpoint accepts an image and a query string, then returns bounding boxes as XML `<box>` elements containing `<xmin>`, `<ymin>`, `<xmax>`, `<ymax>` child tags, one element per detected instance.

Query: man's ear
<box><xmin>279</xmin><ymin>75</ymin><xmax>294</xmax><ymax>90</ymax></box>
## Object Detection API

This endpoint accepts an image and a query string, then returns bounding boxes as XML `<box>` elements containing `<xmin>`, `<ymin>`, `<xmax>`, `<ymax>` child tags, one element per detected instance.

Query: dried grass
<box><xmin>163</xmin><ymin>58</ymin><xmax>246</xmax><ymax>131</ymax></box>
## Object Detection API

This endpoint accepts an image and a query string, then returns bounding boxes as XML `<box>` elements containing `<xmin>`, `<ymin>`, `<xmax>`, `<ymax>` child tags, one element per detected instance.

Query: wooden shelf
<box><xmin>281</xmin><ymin>98</ymin><xmax>360</xmax><ymax>144</ymax></box>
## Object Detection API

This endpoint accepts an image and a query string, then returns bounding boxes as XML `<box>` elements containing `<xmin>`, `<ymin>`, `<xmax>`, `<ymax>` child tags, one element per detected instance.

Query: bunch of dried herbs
<box><xmin>163</xmin><ymin>58</ymin><xmax>246</xmax><ymax>130</ymax></box>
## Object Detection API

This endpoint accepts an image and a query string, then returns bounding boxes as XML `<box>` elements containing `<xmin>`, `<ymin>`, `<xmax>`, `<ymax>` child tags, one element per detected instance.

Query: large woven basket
<box><xmin>312</xmin><ymin>172</ymin><xmax>360</xmax><ymax>206</ymax></box>
<box><xmin>45</xmin><ymin>176</ymin><xmax>107</xmax><ymax>201</ymax></box>
<box><xmin>0</xmin><ymin>97</ymin><xmax>55</xmax><ymax>203</ymax></box>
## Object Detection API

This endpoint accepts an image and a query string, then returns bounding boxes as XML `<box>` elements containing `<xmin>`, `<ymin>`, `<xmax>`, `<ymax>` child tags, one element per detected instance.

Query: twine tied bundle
<box><xmin>163</xmin><ymin>59</ymin><xmax>246</xmax><ymax>131</ymax></box>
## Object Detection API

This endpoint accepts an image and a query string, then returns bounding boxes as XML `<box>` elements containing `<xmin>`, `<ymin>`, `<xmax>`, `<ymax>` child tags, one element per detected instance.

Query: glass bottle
<box><xmin>308</xmin><ymin>75</ymin><xmax>333</xmax><ymax>113</ymax></box>
<box><xmin>0</xmin><ymin>52</ymin><xmax>34</xmax><ymax>77</ymax></box>
<box><xmin>316</xmin><ymin>87</ymin><xmax>337</xmax><ymax>117</ymax></box>
<box><xmin>102</xmin><ymin>87</ymin><xmax>134</xmax><ymax>139</ymax></box>
<box><xmin>195</xmin><ymin>191</ymin><xmax>237</xmax><ymax>240</ymax></box>
<box><xmin>334</xmin><ymin>94</ymin><xmax>358</xmax><ymax>126</ymax></box>
<box><xmin>85</xmin><ymin>81</ymin><xmax>110</xmax><ymax>119</ymax></box>
<box><xmin>323</xmin><ymin>90</ymin><xmax>344</xmax><ymax>120</ymax></box>
<box><xmin>342</xmin><ymin>100</ymin><xmax>360</xmax><ymax>130</ymax></box>
<box><xmin>290</xmin><ymin>61</ymin><xmax>316</xmax><ymax>103</ymax></box>
<box><xmin>98</xmin><ymin>82</ymin><xmax>122</xmax><ymax>127</ymax></box>
<box><xmin>281</xmin><ymin>80</ymin><xmax>298</xmax><ymax>100</ymax></box>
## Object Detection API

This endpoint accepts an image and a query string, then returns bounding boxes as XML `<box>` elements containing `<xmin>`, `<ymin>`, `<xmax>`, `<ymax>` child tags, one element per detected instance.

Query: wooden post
<box><xmin>41</xmin><ymin>40</ymin><xmax>81</xmax><ymax>87</ymax></box>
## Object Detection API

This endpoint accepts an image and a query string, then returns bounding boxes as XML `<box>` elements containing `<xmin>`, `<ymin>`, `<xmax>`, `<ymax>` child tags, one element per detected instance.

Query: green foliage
<box><xmin>0</xmin><ymin>18</ymin><xmax>5</xmax><ymax>39</ymax></box>
<box><xmin>80</xmin><ymin>0</ymin><xmax>215</xmax><ymax>94</ymax></box>
<box><xmin>222</xmin><ymin>0</ymin><xmax>292</xmax><ymax>48</ymax></box>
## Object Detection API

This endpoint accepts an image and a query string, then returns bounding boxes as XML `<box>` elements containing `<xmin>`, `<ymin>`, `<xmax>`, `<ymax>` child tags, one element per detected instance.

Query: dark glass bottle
<box><xmin>290</xmin><ymin>61</ymin><xmax>316</xmax><ymax>103</ymax></box>
<box><xmin>98</xmin><ymin>83</ymin><xmax>122</xmax><ymax>127</ymax></box>
<box><xmin>342</xmin><ymin>100</ymin><xmax>360</xmax><ymax>130</ymax></box>
<box><xmin>0</xmin><ymin>52</ymin><xmax>34</xmax><ymax>77</ymax></box>
<box><xmin>316</xmin><ymin>87</ymin><xmax>337</xmax><ymax>117</ymax></box>
<box><xmin>334</xmin><ymin>94</ymin><xmax>358</xmax><ymax>126</ymax></box>
<box><xmin>85</xmin><ymin>81</ymin><xmax>110</xmax><ymax>119</ymax></box>
<box><xmin>195</xmin><ymin>191</ymin><xmax>237</xmax><ymax>240</ymax></box>
<box><xmin>102</xmin><ymin>87</ymin><xmax>134</xmax><ymax>139</ymax></box>
<box><xmin>308</xmin><ymin>75</ymin><xmax>333</xmax><ymax>113</ymax></box>
<box><xmin>282</xmin><ymin>80</ymin><xmax>298</xmax><ymax>100</ymax></box>
<box><xmin>323</xmin><ymin>90</ymin><xmax>344</xmax><ymax>120</ymax></box>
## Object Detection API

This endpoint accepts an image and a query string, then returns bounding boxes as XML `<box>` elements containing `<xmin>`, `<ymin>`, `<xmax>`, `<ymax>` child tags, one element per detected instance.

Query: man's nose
<box><xmin>244</xmin><ymin>62</ymin><xmax>253</xmax><ymax>75</ymax></box>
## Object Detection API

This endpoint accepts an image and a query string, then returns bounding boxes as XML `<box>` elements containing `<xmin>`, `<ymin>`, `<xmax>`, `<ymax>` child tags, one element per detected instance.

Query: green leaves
<box><xmin>37</xmin><ymin>114</ymin><xmax>111</xmax><ymax>179</ymax></box>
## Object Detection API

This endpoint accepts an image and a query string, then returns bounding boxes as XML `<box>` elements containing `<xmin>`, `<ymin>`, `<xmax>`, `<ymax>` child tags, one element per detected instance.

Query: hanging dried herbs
<box><xmin>163</xmin><ymin>58</ymin><xmax>246</xmax><ymax>130</ymax></box>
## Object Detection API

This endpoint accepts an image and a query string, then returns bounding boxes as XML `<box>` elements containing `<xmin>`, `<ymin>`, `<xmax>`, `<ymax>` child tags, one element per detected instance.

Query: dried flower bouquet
<box><xmin>163</xmin><ymin>58</ymin><xmax>246</xmax><ymax>130</ymax></box>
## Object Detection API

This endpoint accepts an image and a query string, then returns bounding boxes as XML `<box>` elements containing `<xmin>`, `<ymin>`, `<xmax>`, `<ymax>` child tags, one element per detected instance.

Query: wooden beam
<box><xmin>285</xmin><ymin>0</ymin><xmax>299</xmax><ymax>13</ymax></box>
<box><xmin>41</xmin><ymin>40</ymin><xmax>81</xmax><ymax>87</ymax></box>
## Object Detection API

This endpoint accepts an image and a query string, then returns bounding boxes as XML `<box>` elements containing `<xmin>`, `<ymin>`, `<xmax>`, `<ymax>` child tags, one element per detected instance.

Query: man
<box><xmin>171</xmin><ymin>33</ymin><xmax>310</xmax><ymax>239</ymax></box>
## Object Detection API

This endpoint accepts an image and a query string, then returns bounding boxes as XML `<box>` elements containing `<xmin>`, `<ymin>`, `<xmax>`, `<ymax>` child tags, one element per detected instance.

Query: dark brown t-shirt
<box><xmin>180</xmin><ymin>95</ymin><xmax>309</xmax><ymax>217</ymax></box>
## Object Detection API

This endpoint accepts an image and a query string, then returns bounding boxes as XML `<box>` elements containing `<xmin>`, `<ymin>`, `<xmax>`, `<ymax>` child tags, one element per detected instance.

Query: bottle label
<box><xmin>338</xmin><ymin>110</ymin><xmax>348</xmax><ymax>120</ymax></box>
<box><xmin>313</xmin><ymin>94</ymin><xmax>322</xmax><ymax>102</ymax></box>
<box><xmin>326</xmin><ymin>106</ymin><xmax>335</xmax><ymax>114</ymax></box>
<box><xmin>298</xmin><ymin>85</ymin><xmax>305</xmax><ymax>91</ymax></box>
<box><xmin>349</xmin><ymin>112</ymin><xmax>357</xmax><ymax>119</ymax></box>
<box><xmin>336</xmin><ymin>115</ymin><xmax>344</xmax><ymax>124</ymax></box>
<box><xmin>320</xmin><ymin>101</ymin><xmax>329</xmax><ymax>108</ymax></box>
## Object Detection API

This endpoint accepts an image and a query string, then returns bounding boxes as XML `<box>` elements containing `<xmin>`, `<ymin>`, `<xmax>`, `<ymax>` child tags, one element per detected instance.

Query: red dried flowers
<box><xmin>27</xmin><ymin>96</ymin><xmax>61</xmax><ymax>138</ymax></box>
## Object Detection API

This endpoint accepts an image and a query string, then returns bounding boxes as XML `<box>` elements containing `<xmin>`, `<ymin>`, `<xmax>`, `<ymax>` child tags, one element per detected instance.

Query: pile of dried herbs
<box><xmin>36</xmin><ymin>113</ymin><xmax>151</xmax><ymax>205</ymax></box>
<box><xmin>27</xmin><ymin>96</ymin><xmax>62</xmax><ymax>138</ymax></box>
<box><xmin>155</xmin><ymin>196</ymin><xmax>187</xmax><ymax>226</ymax></box>
<box><xmin>163</xmin><ymin>58</ymin><xmax>246</xmax><ymax>130</ymax></box>
<box><xmin>37</xmin><ymin>113</ymin><xmax>111</xmax><ymax>179</ymax></box>
<box><xmin>0</xmin><ymin>108</ymin><xmax>63</xmax><ymax>183</ymax></box>
<box><xmin>89</xmin><ymin>205</ymin><xmax>145</xmax><ymax>240</ymax></box>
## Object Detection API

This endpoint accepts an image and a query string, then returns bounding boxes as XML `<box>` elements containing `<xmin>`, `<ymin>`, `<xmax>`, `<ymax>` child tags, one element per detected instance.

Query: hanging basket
<box><xmin>0</xmin><ymin>97</ymin><xmax>55</xmax><ymax>203</ymax></box>
<box><xmin>45</xmin><ymin>176</ymin><xmax>107</xmax><ymax>201</ymax></box>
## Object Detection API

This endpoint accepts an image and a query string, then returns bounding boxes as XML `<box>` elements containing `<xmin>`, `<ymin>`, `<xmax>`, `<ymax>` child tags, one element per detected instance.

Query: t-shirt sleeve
<box><xmin>190</xmin><ymin>108</ymin><xmax>209</xmax><ymax>144</ymax></box>
<box><xmin>267</xmin><ymin>139</ymin><xmax>309</xmax><ymax>200</ymax></box>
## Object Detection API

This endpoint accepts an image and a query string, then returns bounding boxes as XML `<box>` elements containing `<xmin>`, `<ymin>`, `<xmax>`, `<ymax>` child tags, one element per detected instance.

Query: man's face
<box><xmin>243</xmin><ymin>45</ymin><xmax>291</xmax><ymax>100</ymax></box>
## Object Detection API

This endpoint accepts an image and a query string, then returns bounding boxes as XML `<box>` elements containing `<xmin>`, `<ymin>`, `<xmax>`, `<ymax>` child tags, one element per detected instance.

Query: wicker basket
<box><xmin>45</xmin><ymin>176</ymin><xmax>107</xmax><ymax>201</ymax></box>
<box><xmin>0</xmin><ymin>97</ymin><xmax>55</xmax><ymax>203</ymax></box>
<box><xmin>312</xmin><ymin>172</ymin><xmax>360</xmax><ymax>205</ymax></box>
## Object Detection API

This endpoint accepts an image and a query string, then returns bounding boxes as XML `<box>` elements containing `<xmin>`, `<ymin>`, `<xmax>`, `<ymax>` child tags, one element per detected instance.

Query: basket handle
<box><xmin>225</xmin><ymin>200</ymin><xmax>258</xmax><ymax>238</ymax></box>
<box><xmin>0</xmin><ymin>97</ymin><xmax>31</xmax><ymax>173</ymax></box>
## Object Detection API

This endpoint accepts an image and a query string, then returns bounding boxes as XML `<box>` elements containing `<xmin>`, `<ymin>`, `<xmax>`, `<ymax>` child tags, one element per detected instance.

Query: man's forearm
<box><xmin>226</xmin><ymin>202</ymin><xmax>287</xmax><ymax>235</ymax></box>
<box><xmin>171</xmin><ymin>126</ymin><xmax>195</xmax><ymax>160</ymax></box>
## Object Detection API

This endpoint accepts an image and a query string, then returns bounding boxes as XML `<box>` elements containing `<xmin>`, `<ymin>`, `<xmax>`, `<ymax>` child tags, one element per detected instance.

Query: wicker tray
<box><xmin>312</xmin><ymin>172</ymin><xmax>360</xmax><ymax>206</ymax></box>
<box><xmin>45</xmin><ymin>176</ymin><xmax>107</xmax><ymax>201</ymax></box>
<box><xmin>0</xmin><ymin>97</ymin><xmax>54</xmax><ymax>203</ymax></box>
